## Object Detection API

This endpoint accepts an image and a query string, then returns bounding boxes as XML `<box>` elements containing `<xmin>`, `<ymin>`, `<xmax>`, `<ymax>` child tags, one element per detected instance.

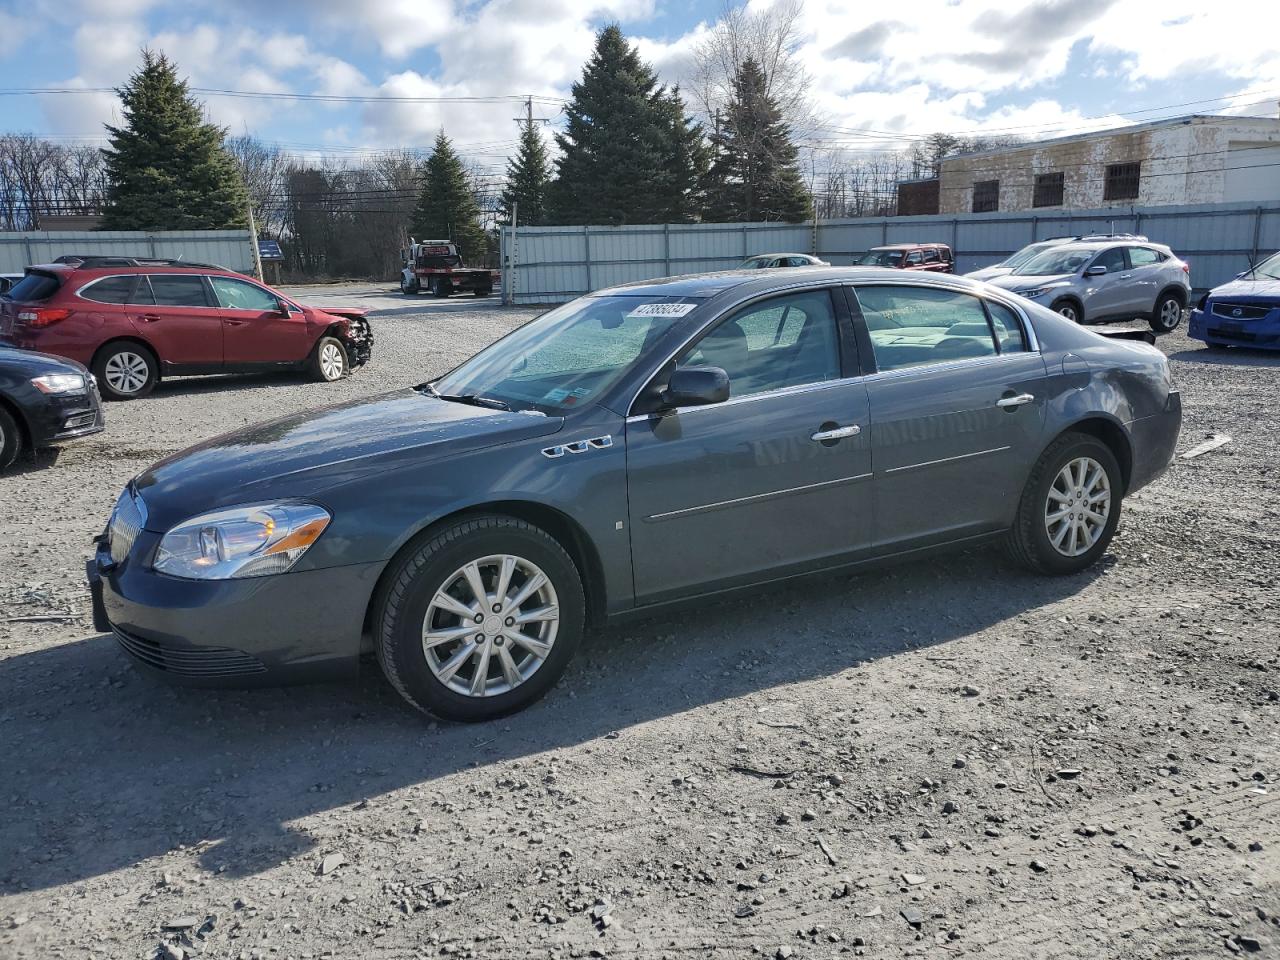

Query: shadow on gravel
<box><xmin>0</xmin><ymin>548</ymin><xmax>1102</xmax><ymax>894</ymax></box>
<box><xmin>1168</xmin><ymin>346</ymin><xmax>1280</xmax><ymax>367</ymax></box>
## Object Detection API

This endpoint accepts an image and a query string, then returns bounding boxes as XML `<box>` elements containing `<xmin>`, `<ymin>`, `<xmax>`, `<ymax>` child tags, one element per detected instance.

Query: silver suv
<box><xmin>988</xmin><ymin>240</ymin><xmax>1190</xmax><ymax>333</ymax></box>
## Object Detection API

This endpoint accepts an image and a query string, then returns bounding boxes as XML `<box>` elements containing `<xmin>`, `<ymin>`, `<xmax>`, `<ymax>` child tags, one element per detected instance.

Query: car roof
<box><xmin>744</xmin><ymin>253</ymin><xmax>814</xmax><ymax>259</ymax></box>
<box><xmin>596</xmin><ymin>266</ymin><xmax>990</xmax><ymax>299</ymax></box>
<box><xmin>28</xmin><ymin>262</ymin><xmax>241</xmax><ymax>278</ymax></box>
<box><xmin>869</xmin><ymin>243</ymin><xmax>949</xmax><ymax>251</ymax></box>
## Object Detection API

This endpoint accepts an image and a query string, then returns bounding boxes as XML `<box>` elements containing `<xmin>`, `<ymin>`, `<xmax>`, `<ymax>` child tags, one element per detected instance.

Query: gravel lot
<box><xmin>1</xmin><ymin>284</ymin><xmax>1277</xmax><ymax>959</ymax></box>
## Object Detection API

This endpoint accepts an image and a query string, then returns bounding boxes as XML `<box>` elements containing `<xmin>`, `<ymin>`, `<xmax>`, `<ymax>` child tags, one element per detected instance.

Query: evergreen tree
<box><xmin>549</xmin><ymin>25</ymin><xmax>705</xmax><ymax>225</ymax></box>
<box><xmin>703</xmin><ymin>58</ymin><xmax>811</xmax><ymax>223</ymax></box>
<box><xmin>101</xmin><ymin>50</ymin><xmax>248</xmax><ymax>230</ymax></box>
<box><xmin>648</xmin><ymin>87</ymin><xmax>711</xmax><ymax>223</ymax></box>
<box><xmin>500</xmin><ymin>119</ymin><xmax>551</xmax><ymax>226</ymax></box>
<box><xmin>412</xmin><ymin>130</ymin><xmax>486</xmax><ymax>263</ymax></box>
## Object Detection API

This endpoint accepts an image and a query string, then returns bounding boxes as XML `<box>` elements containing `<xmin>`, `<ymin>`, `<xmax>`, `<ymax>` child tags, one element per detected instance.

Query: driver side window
<box><xmin>210</xmin><ymin>275</ymin><xmax>283</xmax><ymax>312</ymax></box>
<box><xmin>1091</xmin><ymin>247</ymin><xmax>1127</xmax><ymax>274</ymax></box>
<box><xmin>676</xmin><ymin>290</ymin><xmax>841</xmax><ymax>399</ymax></box>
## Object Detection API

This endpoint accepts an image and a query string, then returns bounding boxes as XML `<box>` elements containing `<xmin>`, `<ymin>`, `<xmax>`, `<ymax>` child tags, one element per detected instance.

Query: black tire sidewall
<box><xmin>0</xmin><ymin>405</ymin><xmax>21</xmax><ymax>471</ymax></box>
<box><xmin>1021</xmin><ymin>435</ymin><xmax>1122</xmax><ymax>574</ymax></box>
<box><xmin>93</xmin><ymin>342</ymin><xmax>157</xmax><ymax>400</ymax></box>
<box><xmin>379</xmin><ymin>520</ymin><xmax>585</xmax><ymax>721</ymax></box>
<box><xmin>311</xmin><ymin>336</ymin><xmax>347</xmax><ymax>382</ymax></box>
<box><xmin>1151</xmin><ymin>293</ymin><xmax>1183</xmax><ymax>332</ymax></box>
<box><xmin>1051</xmin><ymin>299</ymin><xmax>1082</xmax><ymax>323</ymax></box>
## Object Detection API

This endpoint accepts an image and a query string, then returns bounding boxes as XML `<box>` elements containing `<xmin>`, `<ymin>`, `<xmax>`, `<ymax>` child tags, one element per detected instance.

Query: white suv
<box><xmin>988</xmin><ymin>240</ymin><xmax>1190</xmax><ymax>333</ymax></box>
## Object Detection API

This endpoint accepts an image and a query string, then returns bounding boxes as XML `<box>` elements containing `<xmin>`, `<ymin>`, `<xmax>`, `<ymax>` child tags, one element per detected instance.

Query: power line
<box><xmin>0</xmin><ymin>86</ymin><xmax>568</xmax><ymax>106</ymax></box>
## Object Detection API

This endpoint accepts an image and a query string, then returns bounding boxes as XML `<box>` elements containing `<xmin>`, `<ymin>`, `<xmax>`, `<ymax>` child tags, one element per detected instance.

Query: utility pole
<box><xmin>505</xmin><ymin>200</ymin><xmax>518</xmax><ymax>306</ymax></box>
<box><xmin>246</xmin><ymin>197</ymin><xmax>263</xmax><ymax>281</ymax></box>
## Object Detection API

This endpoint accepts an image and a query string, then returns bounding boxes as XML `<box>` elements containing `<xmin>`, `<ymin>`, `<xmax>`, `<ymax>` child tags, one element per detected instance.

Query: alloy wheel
<box><xmin>319</xmin><ymin>342</ymin><xmax>344</xmax><ymax>380</ymax></box>
<box><xmin>1044</xmin><ymin>456</ymin><xmax>1111</xmax><ymax>557</ymax></box>
<box><xmin>104</xmin><ymin>351</ymin><xmax>150</xmax><ymax>395</ymax></box>
<box><xmin>1056</xmin><ymin>303</ymin><xmax>1078</xmax><ymax>322</ymax></box>
<box><xmin>1158</xmin><ymin>298</ymin><xmax>1182</xmax><ymax>330</ymax></box>
<box><xmin>421</xmin><ymin>554</ymin><xmax>559</xmax><ymax>698</ymax></box>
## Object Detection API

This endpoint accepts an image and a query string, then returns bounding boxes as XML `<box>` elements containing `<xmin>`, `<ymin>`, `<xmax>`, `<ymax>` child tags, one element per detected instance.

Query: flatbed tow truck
<box><xmin>399</xmin><ymin>240</ymin><xmax>499</xmax><ymax>298</ymax></box>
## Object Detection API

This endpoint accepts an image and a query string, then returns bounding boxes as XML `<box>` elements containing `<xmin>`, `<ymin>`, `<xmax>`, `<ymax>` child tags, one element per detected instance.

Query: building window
<box><xmin>1104</xmin><ymin>162</ymin><xmax>1141</xmax><ymax>201</ymax></box>
<box><xmin>1033</xmin><ymin>172</ymin><xmax>1065</xmax><ymax>208</ymax></box>
<box><xmin>972</xmin><ymin>180</ymin><xmax>999</xmax><ymax>213</ymax></box>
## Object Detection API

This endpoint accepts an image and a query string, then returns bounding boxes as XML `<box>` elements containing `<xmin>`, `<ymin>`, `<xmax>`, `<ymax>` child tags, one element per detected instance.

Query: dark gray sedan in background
<box><xmin>89</xmin><ymin>268</ymin><xmax>1181</xmax><ymax>720</ymax></box>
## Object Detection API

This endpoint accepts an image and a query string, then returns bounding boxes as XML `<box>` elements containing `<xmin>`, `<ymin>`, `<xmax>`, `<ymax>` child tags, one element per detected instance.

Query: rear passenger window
<box><xmin>148</xmin><ymin>275</ymin><xmax>210</xmax><ymax>307</ymax></box>
<box><xmin>79</xmin><ymin>276</ymin><xmax>135</xmax><ymax>304</ymax></box>
<box><xmin>906</xmin><ymin>251</ymin><xmax>923</xmax><ymax>266</ymax></box>
<box><xmin>923</xmin><ymin>248</ymin><xmax>940</xmax><ymax>263</ymax></box>
<box><xmin>1128</xmin><ymin>247</ymin><xmax>1161</xmax><ymax>267</ymax></box>
<box><xmin>985</xmin><ymin>301</ymin><xmax>1029</xmax><ymax>353</ymax></box>
<box><xmin>855</xmin><ymin>286</ymin><xmax>997</xmax><ymax>371</ymax></box>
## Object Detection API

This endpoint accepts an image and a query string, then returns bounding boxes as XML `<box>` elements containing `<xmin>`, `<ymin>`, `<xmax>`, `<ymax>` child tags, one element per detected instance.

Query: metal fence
<box><xmin>501</xmin><ymin>201</ymin><xmax>1280</xmax><ymax>304</ymax></box>
<box><xmin>0</xmin><ymin>230</ymin><xmax>256</xmax><ymax>274</ymax></box>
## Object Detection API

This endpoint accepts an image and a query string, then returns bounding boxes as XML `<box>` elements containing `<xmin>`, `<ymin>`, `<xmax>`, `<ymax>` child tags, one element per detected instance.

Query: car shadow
<box><xmin>0</xmin><ymin>546</ymin><xmax>1105</xmax><ymax>894</ymax></box>
<box><xmin>1167</xmin><ymin>346</ymin><xmax>1280</xmax><ymax>367</ymax></box>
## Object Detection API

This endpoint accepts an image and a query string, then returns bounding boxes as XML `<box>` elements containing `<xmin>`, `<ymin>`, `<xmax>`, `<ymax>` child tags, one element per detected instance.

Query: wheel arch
<box><xmin>1053</xmin><ymin>416</ymin><xmax>1134</xmax><ymax>494</ymax></box>
<box><xmin>0</xmin><ymin>391</ymin><xmax>33</xmax><ymax>451</ymax></box>
<box><xmin>360</xmin><ymin>499</ymin><xmax>608</xmax><ymax>645</ymax></box>
<box><xmin>1156</xmin><ymin>284</ymin><xmax>1188</xmax><ymax>306</ymax></box>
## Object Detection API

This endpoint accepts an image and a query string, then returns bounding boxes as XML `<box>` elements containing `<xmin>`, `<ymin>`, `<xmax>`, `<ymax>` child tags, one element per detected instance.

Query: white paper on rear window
<box><xmin>626</xmin><ymin>302</ymin><xmax>698</xmax><ymax>319</ymax></box>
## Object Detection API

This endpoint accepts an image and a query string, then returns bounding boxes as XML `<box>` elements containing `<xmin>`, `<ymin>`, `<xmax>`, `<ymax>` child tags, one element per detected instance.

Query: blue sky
<box><xmin>1</xmin><ymin>0</ymin><xmax>1277</xmax><ymax>179</ymax></box>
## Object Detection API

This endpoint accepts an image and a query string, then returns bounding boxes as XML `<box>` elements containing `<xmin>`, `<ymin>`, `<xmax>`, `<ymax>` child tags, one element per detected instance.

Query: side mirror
<box><xmin>276</xmin><ymin>298</ymin><xmax>295</xmax><ymax>315</ymax></box>
<box><xmin>1084</xmin><ymin>265</ymin><xmax>1107</xmax><ymax>277</ymax></box>
<box><xmin>663</xmin><ymin>366</ymin><xmax>729</xmax><ymax>408</ymax></box>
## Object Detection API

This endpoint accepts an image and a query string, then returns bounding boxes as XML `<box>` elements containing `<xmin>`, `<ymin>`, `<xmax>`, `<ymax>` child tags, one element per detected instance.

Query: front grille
<box><xmin>107</xmin><ymin>488</ymin><xmax>146</xmax><ymax>564</ymax></box>
<box><xmin>1212</xmin><ymin>301</ymin><xmax>1275</xmax><ymax>321</ymax></box>
<box><xmin>113</xmin><ymin>626</ymin><xmax>267</xmax><ymax>678</ymax></box>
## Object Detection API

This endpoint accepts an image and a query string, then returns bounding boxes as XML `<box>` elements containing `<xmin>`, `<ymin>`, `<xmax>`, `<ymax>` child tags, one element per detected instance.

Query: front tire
<box><xmin>1006</xmin><ymin>432</ymin><xmax>1122</xmax><ymax>575</ymax></box>
<box><xmin>0</xmin><ymin>405</ymin><xmax>23</xmax><ymax>472</ymax></box>
<box><xmin>309</xmin><ymin>336</ymin><xmax>347</xmax><ymax>382</ymax></box>
<box><xmin>374</xmin><ymin>516</ymin><xmax>585</xmax><ymax>721</ymax></box>
<box><xmin>1150</xmin><ymin>292</ymin><xmax>1184</xmax><ymax>333</ymax></box>
<box><xmin>94</xmin><ymin>342</ymin><xmax>158</xmax><ymax>400</ymax></box>
<box><xmin>401</xmin><ymin>275</ymin><xmax>420</xmax><ymax>295</ymax></box>
<box><xmin>1050</xmin><ymin>298</ymin><xmax>1083</xmax><ymax>324</ymax></box>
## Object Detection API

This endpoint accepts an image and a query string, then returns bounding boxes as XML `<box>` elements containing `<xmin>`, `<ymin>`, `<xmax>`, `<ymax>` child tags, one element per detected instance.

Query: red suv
<box><xmin>857</xmin><ymin>243</ymin><xmax>954</xmax><ymax>273</ymax></box>
<box><xmin>0</xmin><ymin>258</ymin><xmax>373</xmax><ymax>400</ymax></box>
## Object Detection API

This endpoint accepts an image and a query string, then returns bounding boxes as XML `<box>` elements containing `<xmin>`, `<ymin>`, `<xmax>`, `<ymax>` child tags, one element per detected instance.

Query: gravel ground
<box><xmin>1</xmin><ymin>284</ymin><xmax>1277</xmax><ymax>960</ymax></box>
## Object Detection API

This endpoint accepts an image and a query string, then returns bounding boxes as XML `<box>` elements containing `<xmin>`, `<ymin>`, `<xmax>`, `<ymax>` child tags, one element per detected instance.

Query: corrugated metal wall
<box><xmin>502</xmin><ymin>201</ymin><xmax>1280</xmax><ymax>304</ymax></box>
<box><xmin>0</xmin><ymin>230</ymin><xmax>255</xmax><ymax>274</ymax></box>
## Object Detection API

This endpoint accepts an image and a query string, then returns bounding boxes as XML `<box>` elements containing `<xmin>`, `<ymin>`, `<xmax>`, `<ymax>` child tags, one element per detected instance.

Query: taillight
<box><xmin>1181</xmin><ymin>261</ymin><xmax>1190</xmax><ymax>274</ymax></box>
<box><xmin>16</xmin><ymin>308</ymin><xmax>71</xmax><ymax>328</ymax></box>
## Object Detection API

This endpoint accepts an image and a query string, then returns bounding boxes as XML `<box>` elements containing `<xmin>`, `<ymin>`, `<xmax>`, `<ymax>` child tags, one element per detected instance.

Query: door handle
<box><xmin>224</xmin><ymin>319</ymin><xmax>247</xmax><ymax>326</ymax></box>
<box><xmin>996</xmin><ymin>393</ymin><xmax>1035</xmax><ymax>409</ymax></box>
<box><xmin>138</xmin><ymin>314</ymin><xmax>161</xmax><ymax>323</ymax></box>
<box><xmin>811</xmin><ymin>424</ymin><xmax>861</xmax><ymax>442</ymax></box>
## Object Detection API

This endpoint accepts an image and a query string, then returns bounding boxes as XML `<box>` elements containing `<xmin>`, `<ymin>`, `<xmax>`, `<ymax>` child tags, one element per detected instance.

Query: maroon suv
<box><xmin>857</xmin><ymin>243</ymin><xmax>954</xmax><ymax>273</ymax></box>
<box><xmin>0</xmin><ymin>258</ymin><xmax>372</xmax><ymax>399</ymax></box>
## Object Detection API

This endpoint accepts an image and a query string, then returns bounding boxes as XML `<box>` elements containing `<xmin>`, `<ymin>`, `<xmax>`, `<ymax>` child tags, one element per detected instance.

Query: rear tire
<box><xmin>1150</xmin><ymin>292</ymin><xmax>1184</xmax><ymax>333</ymax></box>
<box><xmin>473</xmin><ymin>286</ymin><xmax>491</xmax><ymax>298</ymax></box>
<box><xmin>0</xmin><ymin>405</ymin><xmax>23</xmax><ymax>473</ymax></box>
<box><xmin>374</xmin><ymin>516</ymin><xmax>585</xmax><ymax>722</ymax></box>
<box><xmin>433</xmin><ymin>279</ymin><xmax>452</xmax><ymax>298</ymax></box>
<box><xmin>94</xmin><ymin>342</ymin><xmax>158</xmax><ymax>400</ymax></box>
<box><xmin>401</xmin><ymin>275</ymin><xmax>420</xmax><ymax>295</ymax></box>
<box><xmin>1006</xmin><ymin>432</ymin><xmax>1122</xmax><ymax>575</ymax></box>
<box><xmin>1050</xmin><ymin>298</ymin><xmax>1083</xmax><ymax>324</ymax></box>
<box><xmin>309</xmin><ymin>336</ymin><xmax>347</xmax><ymax>382</ymax></box>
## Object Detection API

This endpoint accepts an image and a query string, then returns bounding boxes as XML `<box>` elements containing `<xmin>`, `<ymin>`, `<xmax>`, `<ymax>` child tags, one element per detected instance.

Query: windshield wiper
<box><xmin>417</xmin><ymin>382</ymin><xmax>510</xmax><ymax>411</ymax></box>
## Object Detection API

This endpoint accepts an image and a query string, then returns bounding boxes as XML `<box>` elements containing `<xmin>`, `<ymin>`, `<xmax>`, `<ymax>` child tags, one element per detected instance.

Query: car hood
<box><xmin>134</xmin><ymin>391</ymin><xmax>564</xmax><ymax>530</ymax></box>
<box><xmin>966</xmin><ymin>265</ymin><xmax>1012</xmax><ymax>281</ymax></box>
<box><xmin>989</xmin><ymin>273</ymin><xmax>1075</xmax><ymax>292</ymax></box>
<box><xmin>0</xmin><ymin>345</ymin><xmax>89</xmax><ymax>376</ymax></box>
<box><xmin>1208</xmin><ymin>277</ymin><xmax>1280</xmax><ymax>300</ymax></box>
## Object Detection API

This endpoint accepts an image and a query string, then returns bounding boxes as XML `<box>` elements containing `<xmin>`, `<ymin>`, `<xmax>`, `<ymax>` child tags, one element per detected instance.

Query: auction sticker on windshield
<box><xmin>626</xmin><ymin>302</ymin><xmax>698</xmax><ymax>319</ymax></box>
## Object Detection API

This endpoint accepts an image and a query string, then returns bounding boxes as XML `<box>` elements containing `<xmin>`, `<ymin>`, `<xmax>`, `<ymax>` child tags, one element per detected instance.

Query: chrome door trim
<box><xmin>646</xmin><ymin>472</ymin><xmax>873</xmax><ymax>522</ymax></box>
<box><xmin>883</xmin><ymin>445</ymin><xmax>1011</xmax><ymax>475</ymax></box>
<box><xmin>625</xmin><ymin>374</ymin><xmax>862</xmax><ymax>423</ymax></box>
<box><xmin>811</xmin><ymin>424</ymin><xmax>861</xmax><ymax>441</ymax></box>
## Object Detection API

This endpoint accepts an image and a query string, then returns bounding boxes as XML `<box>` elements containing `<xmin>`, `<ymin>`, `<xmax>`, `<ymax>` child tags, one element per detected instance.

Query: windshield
<box><xmin>858</xmin><ymin>250</ymin><xmax>902</xmax><ymax>267</ymax></box>
<box><xmin>1250</xmin><ymin>251</ymin><xmax>1280</xmax><ymax>280</ymax></box>
<box><xmin>1014</xmin><ymin>247</ymin><xmax>1096</xmax><ymax>276</ymax></box>
<box><xmin>431</xmin><ymin>295</ymin><xmax>701</xmax><ymax>414</ymax></box>
<box><xmin>1005</xmin><ymin>241</ymin><xmax>1061</xmax><ymax>269</ymax></box>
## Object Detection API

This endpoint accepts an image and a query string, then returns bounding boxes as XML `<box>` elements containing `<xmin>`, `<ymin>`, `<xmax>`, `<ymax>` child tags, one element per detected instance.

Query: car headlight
<box><xmin>153</xmin><ymin>502</ymin><xmax>331</xmax><ymax>580</ymax></box>
<box><xmin>1017</xmin><ymin>287</ymin><xmax>1052</xmax><ymax>299</ymax></box>
<box><xmin>31</xmin><ymin>373</ymin><xmax>87</xmax><ymax>394</ymax></box>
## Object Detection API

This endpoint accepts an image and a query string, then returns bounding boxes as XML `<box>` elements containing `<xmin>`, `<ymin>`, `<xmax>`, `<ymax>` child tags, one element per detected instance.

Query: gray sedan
<box><xmin>89</xmin><ymin>269</ymin><xmax>1182</xmax><ymax>721</ymax></box>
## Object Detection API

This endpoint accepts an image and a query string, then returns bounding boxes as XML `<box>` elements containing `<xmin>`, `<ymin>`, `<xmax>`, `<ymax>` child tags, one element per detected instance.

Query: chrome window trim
<box><xmin>858</xmin><ymin>351</ymin><xmax>1036</xmax><ymax>386</ymax></box>
<box><xmin>140</xmin><ymin>273</ymin><xmax>219</xmax><ymax>310</ymax></box>
<box><xmin>646</xmin><ymin>472</ymin><xmax>873</xmax><ymax>522</ymax></box>
<box><xmin>626</xmin><ymin>373</ymin><xmax>865</xmax><ymax>423</ymax></box>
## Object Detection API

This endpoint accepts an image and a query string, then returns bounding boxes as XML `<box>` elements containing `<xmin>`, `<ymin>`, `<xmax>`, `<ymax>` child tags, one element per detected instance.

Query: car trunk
<box><xmin>0</xmin><ymin>269</ymin><xmax>63</xmax><ymax>337</ymax></box>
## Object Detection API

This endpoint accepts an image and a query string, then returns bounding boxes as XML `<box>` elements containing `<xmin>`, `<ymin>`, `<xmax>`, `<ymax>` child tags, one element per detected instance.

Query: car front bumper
<box><xmin>1189</xmin><ymin>304</ymin><xmax>1280</xmax><ymax>349</ymax></box>
<box><xmin>31</xmin><ymin>382</ymin><xmax>106</xmax><ymax>446</ymax></box>
<box><xmin>88</xmin><ymin>534</ymin><xmax>382</xmax><ymax>687</ymax></box>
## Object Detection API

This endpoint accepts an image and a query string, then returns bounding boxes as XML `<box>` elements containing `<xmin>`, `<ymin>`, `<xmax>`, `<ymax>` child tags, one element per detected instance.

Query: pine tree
<box><xmin>500</xmin><ymin>119</ymin><xmax>551</xmax><ymax>226</ymax></box>
<box><xmin>101</xmin><ymin>50</ymin><xmax>248</xmax><ymax>230</ymax></box>
<box><xmin>703</xmin><ymin>58</ymin><xmax>811</xmax><ymax>223</ymax></box>
<box><xmin>412</xmin><ymin>130</ymin><xmax>486</xmax><ymax>263</ymax></box>
<box><xmin>648</xmin><ymin>87</ymin><xmax>711</xmax><ymax>224</ymax></box>
<box><xmin>549</xmin><ymin>25</ymin><xmax>705</xmax><ymax>225</ymax></box>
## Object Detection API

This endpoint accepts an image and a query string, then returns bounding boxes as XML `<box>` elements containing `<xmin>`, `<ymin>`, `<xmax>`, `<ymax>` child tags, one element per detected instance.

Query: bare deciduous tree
<box><xmin>0</xmin><ymin>135</ymin><xmax>107</xmax><ymax>230</ymax></box>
